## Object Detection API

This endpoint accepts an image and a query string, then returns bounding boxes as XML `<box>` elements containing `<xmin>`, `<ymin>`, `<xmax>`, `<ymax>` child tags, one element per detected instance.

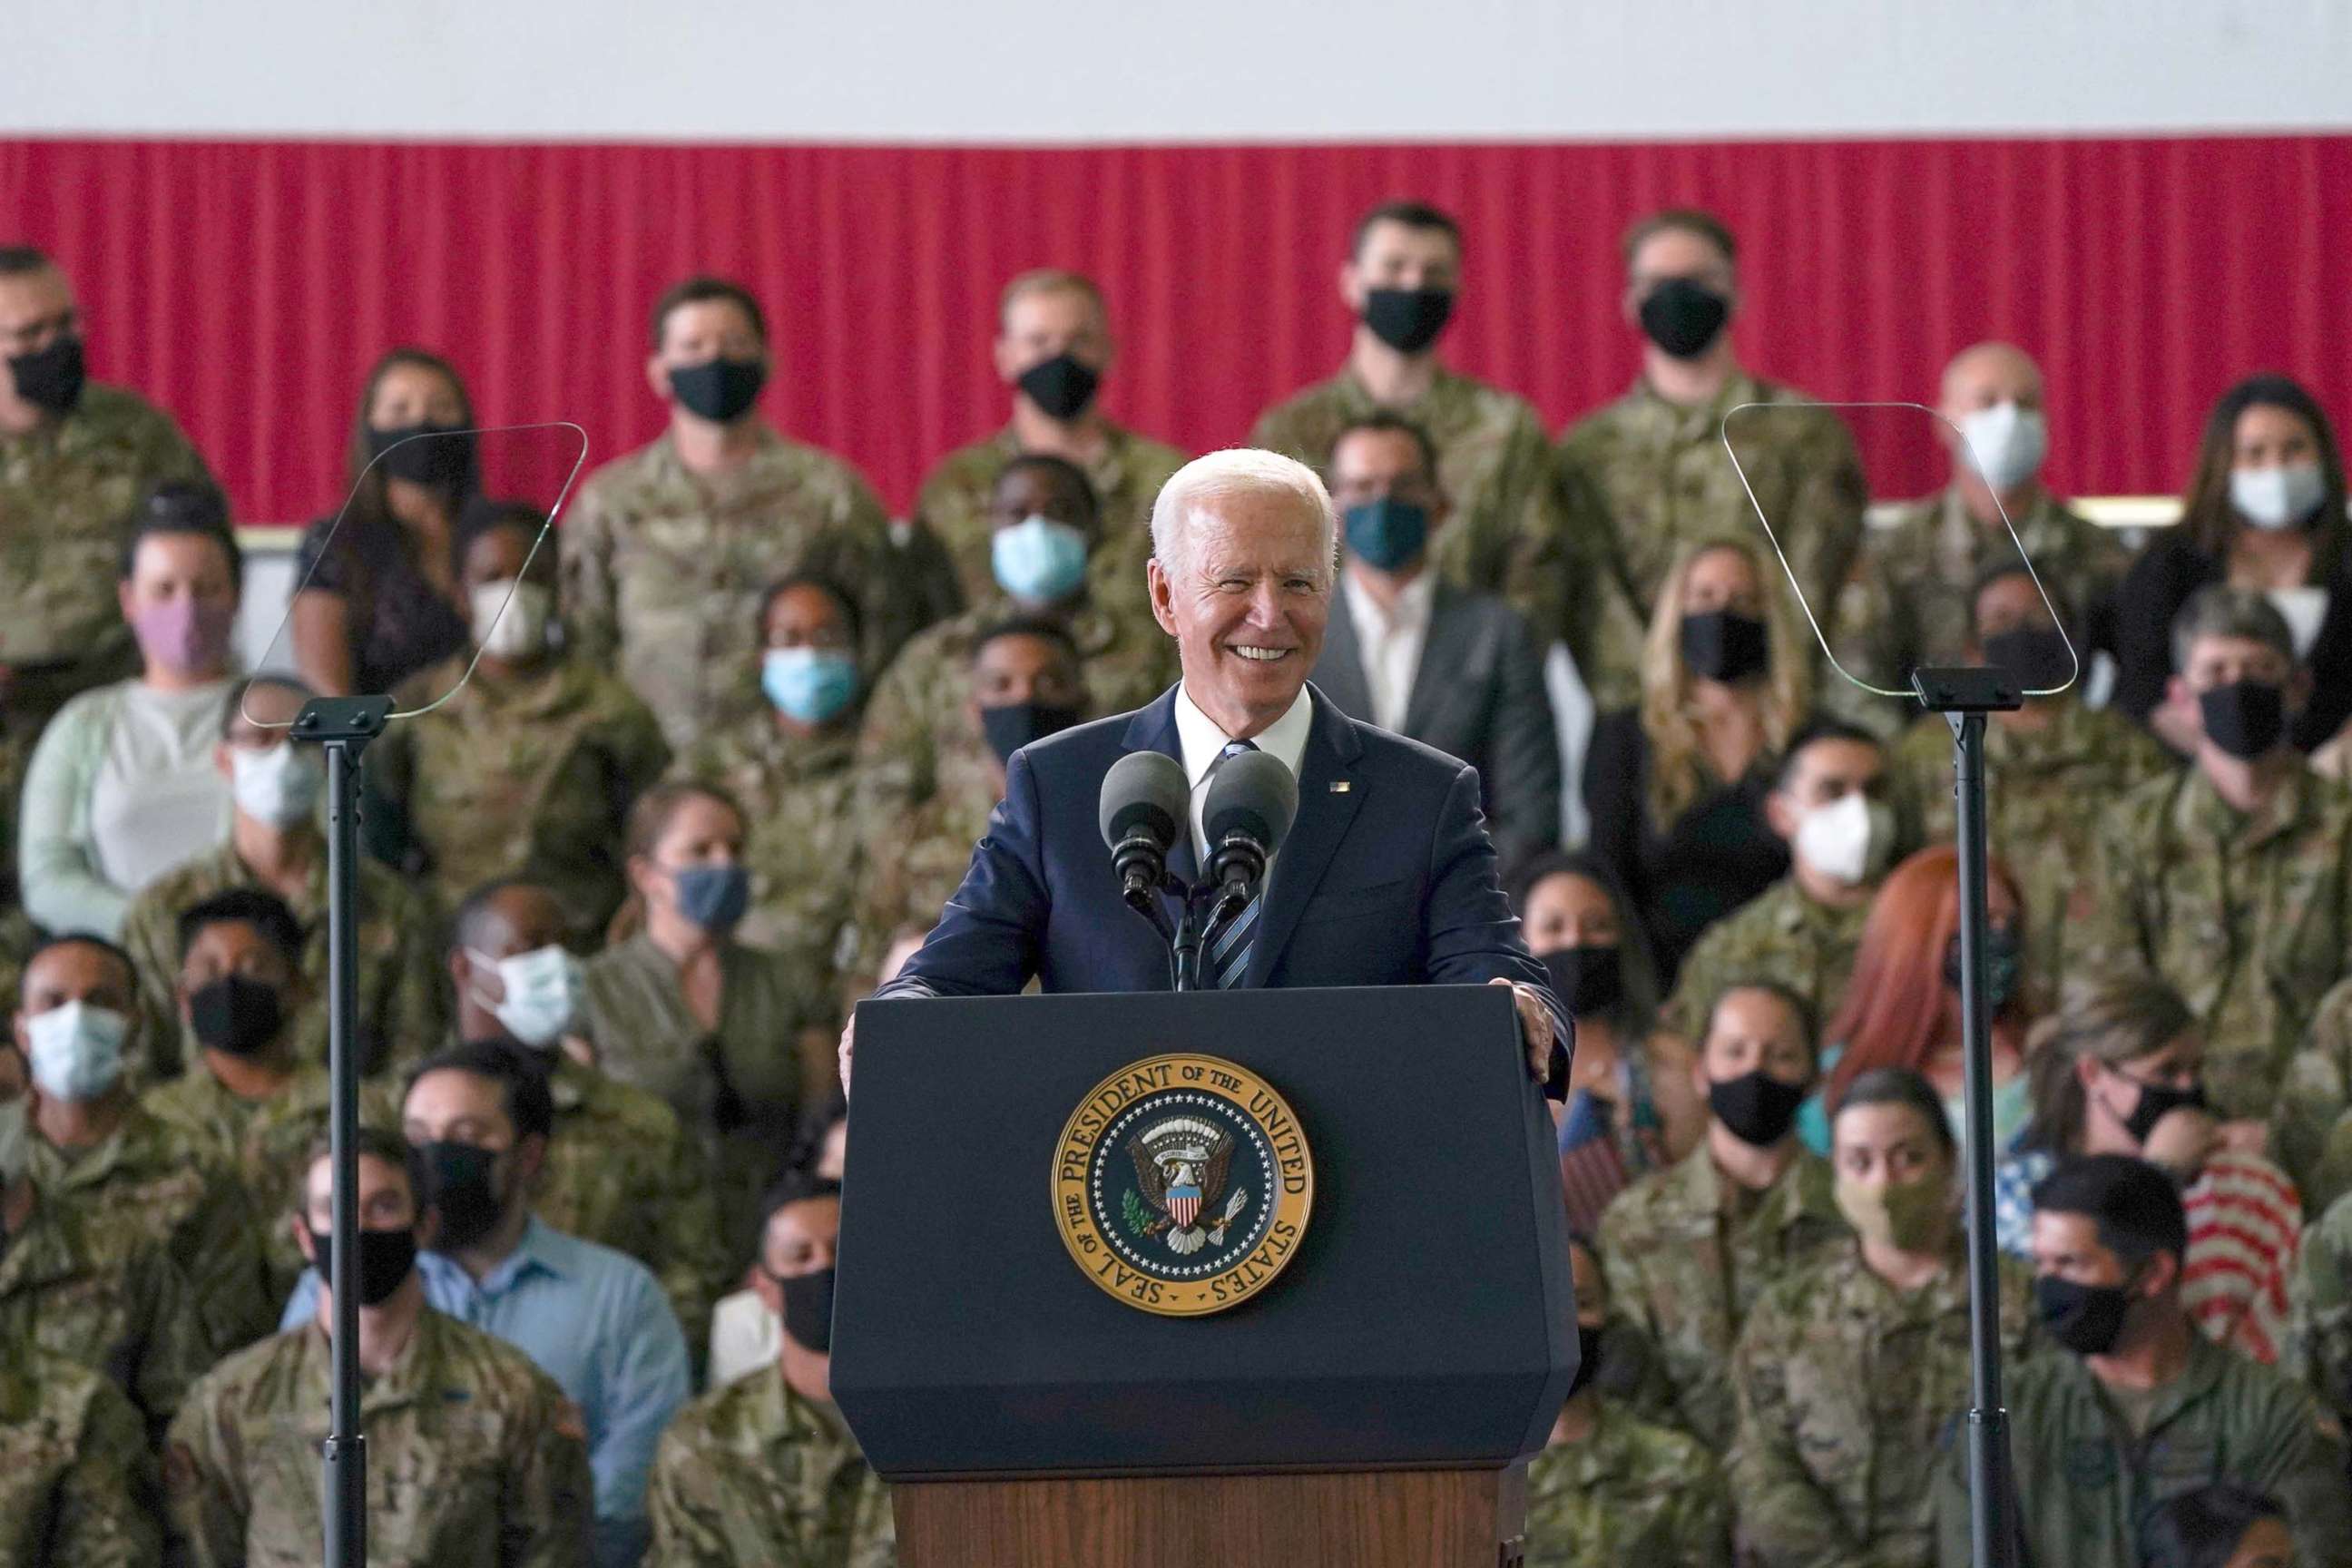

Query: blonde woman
<box><xmin>1583</xmin><ymin>535</ymin><xmax>1809</xmax><ymax>981</ymax></box>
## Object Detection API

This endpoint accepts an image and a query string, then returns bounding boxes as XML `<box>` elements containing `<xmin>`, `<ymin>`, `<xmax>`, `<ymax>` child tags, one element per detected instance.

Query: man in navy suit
<box><xmin>842</xmin><ymin>448</ymin><xmax>1563</xmax><ymax>1089</ymax></box>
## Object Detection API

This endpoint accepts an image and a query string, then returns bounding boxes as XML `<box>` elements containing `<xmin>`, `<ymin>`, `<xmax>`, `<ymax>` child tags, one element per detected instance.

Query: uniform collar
<box><xmin>2175</xmin><ymin>760</ymin><xmax>2314</xmax><ymax>848</ymax></box>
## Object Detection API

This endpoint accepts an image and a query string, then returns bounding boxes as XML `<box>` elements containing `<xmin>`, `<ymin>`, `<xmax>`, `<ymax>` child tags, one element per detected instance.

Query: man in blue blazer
<box><xmin>844</xmin><ymin>448</ymin><xmax>1564</xmax><ymax>1088</ymax></box>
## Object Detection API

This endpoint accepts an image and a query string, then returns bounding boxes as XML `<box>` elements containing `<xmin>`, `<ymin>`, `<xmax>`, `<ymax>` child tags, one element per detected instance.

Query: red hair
<box><xmin>1824</xmin><ymin>846</ymin><xmax>2028</xmax><ymax>1107</ymax></box>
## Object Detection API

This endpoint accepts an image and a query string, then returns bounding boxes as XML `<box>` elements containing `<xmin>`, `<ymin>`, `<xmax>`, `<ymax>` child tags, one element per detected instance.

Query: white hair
<box><xmin>1149</xmin><ymin>448</ymin><xmax>1338</xmax><ymax>586</ymax></box>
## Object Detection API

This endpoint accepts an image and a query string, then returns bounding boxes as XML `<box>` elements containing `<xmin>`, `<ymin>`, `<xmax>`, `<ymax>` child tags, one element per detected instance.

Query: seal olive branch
<box><xmin>1122</xmin><ymin>1188</ymin><xmax>1168</xmax><ymax>1238</ymax></box>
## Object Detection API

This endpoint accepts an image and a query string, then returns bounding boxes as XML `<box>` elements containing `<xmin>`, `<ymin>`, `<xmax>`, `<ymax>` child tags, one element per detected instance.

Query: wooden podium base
<box><xmin>894</xmin><ymin>1465</ymin><xmax>1528</xmax><ymax>1568</ymax></box>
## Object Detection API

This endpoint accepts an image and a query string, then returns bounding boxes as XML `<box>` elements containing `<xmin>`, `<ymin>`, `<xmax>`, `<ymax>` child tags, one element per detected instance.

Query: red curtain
<box><xmin>4</xmin><ymin>135</ymin><xmax>2346</xmax><ymax>522</ymax></box>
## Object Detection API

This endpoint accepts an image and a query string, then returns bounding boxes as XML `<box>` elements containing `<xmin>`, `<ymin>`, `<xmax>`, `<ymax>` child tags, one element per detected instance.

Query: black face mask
<box><xmin>1362</xmin><ymin>288</ymin><xmax>1455</xmax><ymax>355</ymax></box>
<box><xmin>1565</xmin><ymin>1322</ymin><xmax>1605</xmax><ymax>1399</ymax></box>
<box><xmin>367</xmin><ymin>422</ymin><xmax>475</xmax><ymax>490</ymax></box>
<box><xmin>8</xmin><ymin>336</ymin><xmax>87</xmax><ymax>415</ymax></box>
<box><xmin>2113</xmin><ymin>1073</ymin><xmax>2208</xmax><ymax>1145</ymax></box>
<box><xmin>1942</xmin><ymin>927</ymin><xmax>2022</xmax><ymax>1015</ymax></box>
<box><xmin>980</xmin><ymin>701</ymin><xmax>1083</xmax><ymax>767</ymax></box>
<box><xmin>1015</xmin><ymin>353</ymin><xmax>1101</xmax><ymax>421</ymax></box>
<box><xmin>1708</xmin><ymin>1069</ymin><xmax>1809</xmax><ymax>1148</ymax></box>
<box><xmin>2199</xmin><ymin>679</ymin><xmax>2288</xmax><ymax>760</ymax></box>
<box><xmin>1982</xmin><ymin>625</ymin><xmax>2073</xmax><ymax>691</ymax></box>
<box><xmin>309</xmin><ymin>1224</ymin><xmax>420</xmax><ymax>1308</ymax></box>
<box><xmin>1680</xmin><ymin>610</ymin><xmax>1770</xmax><ymax>683</ymax></box>
<box><xmin>2034</xmin><ymin>1272</ymin><xmax>2136</xmax><ymax>1357</ymax></box>
<box><xmin>189</xmin><ymin>975</ymin><xmax>286</xmax><ymax>1059</ymax></box>
<box><xmin>780</xmin><ymin>1266</ymin><xmax>837</xmax><ymax>1355</ymax></box>
<box><xmin>670</xmin><ymin>356</ymin><xmax>768</xmax><ymax>424</ymax></box>
<box><xmin>1639</xmin><ymin>279</ymin><xmax>1731</xmax><ymax>359</ymax></box>
<box><xmin>421</xmin><ymin>1140</ymin><xmax>506</xmax><ymax>1250</ymax></box>
<box><xmin>1540</xmin><ymin>946</ymin><xmax>1622</xmax><ymax>1019</ymax></box>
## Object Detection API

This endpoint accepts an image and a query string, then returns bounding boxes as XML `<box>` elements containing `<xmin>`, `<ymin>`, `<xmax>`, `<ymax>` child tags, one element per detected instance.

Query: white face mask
<box><xmin>25</xmin><ymin>1000</ymin><xmax>131</xmax><ymax>1102</ymax></box>
<box><xmin>468</xmin><ymin>944</ymin><xmax>583</xmax><ymax>1049</ymax></box>
<box><xmin>2230</xmin><ymin>463</ymin><xmax>2328</xmax><ymax>533</ymax></box>
<box><xmin>1957</xmin><ymin>402</ymin><xmax>2047</xmax><ymax>495</ymax></box>
<box><xmin>230</xmin><ymin>742</ymin><xmax>323</xmax><ymax>828</ymax></box>
<box><xmin>1793</xmin><ymin>790</ymin><xmax>1894</xmax><ymax>888</ymax></box>
<box><xmin>471</xmin><ymin>580</ymin><xmax>554</xmax><ymax>660</ymax></box>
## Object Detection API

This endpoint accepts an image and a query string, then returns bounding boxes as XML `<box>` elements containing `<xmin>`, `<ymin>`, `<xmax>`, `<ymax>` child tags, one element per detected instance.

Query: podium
<box><xmin>833</xmin><ymin>984</ymin><xmax>1576</xmax><ymax>1568</ymax></box>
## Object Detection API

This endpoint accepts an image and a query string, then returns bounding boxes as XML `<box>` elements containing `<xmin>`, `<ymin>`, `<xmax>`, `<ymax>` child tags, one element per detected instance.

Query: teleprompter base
<box><xmin>892</xmin><ymin>1464</ymin><xmax>1528</xmax><ymax>1568</ymax></box>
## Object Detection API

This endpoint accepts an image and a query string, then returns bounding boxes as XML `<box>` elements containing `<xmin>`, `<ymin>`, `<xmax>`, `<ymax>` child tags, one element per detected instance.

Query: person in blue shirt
<box><xmin>281</xmin><ymin>1038</ymin><xmax>691</xmax><ymax>1567</ymax></box>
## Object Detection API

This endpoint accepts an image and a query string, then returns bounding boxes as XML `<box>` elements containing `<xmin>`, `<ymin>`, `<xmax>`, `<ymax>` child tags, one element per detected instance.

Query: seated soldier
<box><xmin>118</xmin><ymin>674</ymin><xmax>446</xmax><ymax>1082</ymax></box>
<box><xmin>279</xmin><ymin>1041</ymin><xmax>691</xmax><ymax>1568</ymax></box>
<box><xmin>671</xmin><ymin>573</ymin><xmax>870</xmax><ymax>985</ymax></box>
<box><xmin>166</xmin><ymin>1128</ymin><xmax>593</xmax><ymax>1566</ymax></box>
<box><xmin>366</xmin><ymin>498</ymin><xmax>670</xmax><ymax>941</ymax></box>
<box><xmin>14</xmin><ymin>932</ymin><xmax>270</xmax><ymax>1360</ymax></box>
<box><xmin>647</xmin><ymin>1171</ymin><xmax>895</xmax><ymax>1567</ymax></box>
<box><xmin>1598</xmin><ymin>980</ymin><xmax>1845</xmax><ymax>1450</ymax></box>
<box><xmin>1524</xmin><ymin>1231</ymin><xmax>1730</xmax><ymax>1566</ymax></box>
<box><xmin>137</xmin><ymin>888</ymin><xmax>397</xmax><ymax>1301</ymax></box>
<box><xmin>856</xmin><ymin>618</ymin><xmax>1086</xmax><ymax>982</ymax></box>
<box><xmin>709</xmin><ymin>1093</ymin><xmax>848</xmax><ymax>1389</ymax></box>
<box><xmin>1886</xmin><ymin>564</ymin><xmax>2174</xmax><ymax>996</ymax></box>
<box><xmin>1661</xmin><ymin>719</ymin><xmax>1893</xmax><ymax>1042</ymax></box>
<box><xmin>2066</xmin><ymin>586</ymin><xmax>2352</xmax><ymax>1128</ymax></box>
<box><xmin>1937</xmin><ymin>1155</ymin><xmax>2350</xmax><ymax>1568</ymax></box>
<box><xmin>0</xmin><ymin>1336</ymin><xmax>162</xmax><ymax>1567</ymax></box>
<box><xmin>2141</xmin><ymin>1485</ymin><xmax>2296</xmax><ymax>1568</ymax></box>
<box><xmin>449</xmin><ymin>876</ymin><xmax>727</xmax><ymax>1359</ymax></box>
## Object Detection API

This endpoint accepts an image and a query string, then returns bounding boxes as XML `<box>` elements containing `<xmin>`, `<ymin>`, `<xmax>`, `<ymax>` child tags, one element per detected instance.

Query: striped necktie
<box><xmin>1208</xmin><ymin>740</ymin><xmax>1259</xmax><ymax>989</ymax></box>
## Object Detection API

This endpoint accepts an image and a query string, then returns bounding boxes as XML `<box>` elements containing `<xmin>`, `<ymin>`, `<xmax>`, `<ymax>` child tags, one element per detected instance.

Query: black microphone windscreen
<box><xmin>1099</xmin><ymin>750</ymin><xmax>1190</xmax><ymax>853</ymax></box>
<box><xmin>1204</xmin><ymin>750</ymin><xmax>1299</xmax><ymax>857</ymax></box>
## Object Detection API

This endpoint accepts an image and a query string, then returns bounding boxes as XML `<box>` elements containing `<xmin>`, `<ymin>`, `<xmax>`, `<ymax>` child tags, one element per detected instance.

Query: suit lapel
<box><xmin>1245</xmin><ymin>685</ymin><xmax>1365</xmax><ymax>985</ymax></box>
<box><xmin>1310</xmin><ymin>588</ymin><xmax>1374</xmax><ymax>723</ymax></box>
<box><xmin>1399</xmin><ymin>579</ymin><xmax>1462</xmax><ymax>740</ymax></box>
<box><xmin>1120</xmin><ymin>686</ymin><xmax>1196</xmax><ymax>885</ymax></box>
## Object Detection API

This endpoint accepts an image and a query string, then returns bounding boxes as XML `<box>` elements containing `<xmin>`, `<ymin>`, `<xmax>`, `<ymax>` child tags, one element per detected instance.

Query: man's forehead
<box><xmin>1359</xmin><ymin>220</ymin><xmax>1457</xmax><ymax>264</ymax></box>
<box><xmin>2190</xmin><ymin>633</ymin><xmax>2286</xmax><ymax>668</ymax></box>
<box><xmin>25</xmin><ymin>939</ymin><xmax>127</xmax><ymax>997</ymax></box>
<box><xmin>2031</xmin><ymin>1210</ymin><xmax>2100</xmax><ymax>1251</ymax></box>
<box><xmin>1331</xmin><ymin>428</ymin><xmax>1426</xmax><ymax>479</ymax></box>
<box><xmin>0</xmin><ymin>268</ymin><xmax>73</xmax><ymax>326</ymax></box>
<box><xmin>1190</xmin><ymin>496</ymin><xmax>1329</xmax><ymax>563</ymax></box>
<box><xmin>769</xmin><ymin>1197</ymin><xmax>841</xmax><ymax>1246</ymax></box>
<box><xmin>310</xmin><ymin>1151</ymin><xmax>410</xmax><ymax>1203</ymax></box>
<box><xmin>407</xmin><ymin>1066</ymin><xmax>506</xmax><ymax>1122</ymax></box>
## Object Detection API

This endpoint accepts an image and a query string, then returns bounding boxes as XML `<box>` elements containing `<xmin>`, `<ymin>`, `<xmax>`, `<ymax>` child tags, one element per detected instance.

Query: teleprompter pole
<box><xmin>1912</xmin><ymin>668</ymin><xmax>2022</xmax><ymax>1568</ymax></box>
<box><xmin>292</xmin><ymin>695</ymin><xmax>392</xmax><ymax>1568</ymax></box>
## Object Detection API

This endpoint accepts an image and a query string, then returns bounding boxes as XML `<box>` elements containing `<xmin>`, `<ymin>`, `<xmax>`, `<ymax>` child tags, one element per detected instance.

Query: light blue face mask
<box><xmin>991</xmin><ymin>514</ymin><xmax>1089</xmax><ymax>605</ymax></box>
<box><xmin>762</xmin><ymin>647</ymin><xmax>859</xmax><ymax>725</ymax></box>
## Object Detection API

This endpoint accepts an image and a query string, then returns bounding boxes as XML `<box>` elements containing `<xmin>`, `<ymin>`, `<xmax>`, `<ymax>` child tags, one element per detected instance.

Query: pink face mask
<box><xmin>132</xmin><ymin>595</ymin><xmax>235</xmax><ymax>674</ymax></box>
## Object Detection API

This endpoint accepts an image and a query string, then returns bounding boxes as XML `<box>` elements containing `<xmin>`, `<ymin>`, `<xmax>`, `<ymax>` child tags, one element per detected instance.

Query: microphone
<box><xmin>1098</xmin><ymin>751</ymin><xmax>1190</xmax><ymax>911</ymax></box>
<box><xmin>1203</xmin><ymin>750</ymin><xmax>1298</xmax><ymax>908</ymax></box>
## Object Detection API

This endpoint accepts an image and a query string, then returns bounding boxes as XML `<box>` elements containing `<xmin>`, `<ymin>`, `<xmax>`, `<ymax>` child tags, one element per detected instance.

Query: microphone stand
<box><xmin>1913</xmin><ymin>667</ymin><xmax>2022</xmax><ymax>1568</ymax></box>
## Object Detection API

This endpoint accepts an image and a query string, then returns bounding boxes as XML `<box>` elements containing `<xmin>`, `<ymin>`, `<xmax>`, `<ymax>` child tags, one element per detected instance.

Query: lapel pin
<box><xmin>1329</xmin><ymin>780</ymin><xmax>1351</xmax><ymax>793</ymax></box>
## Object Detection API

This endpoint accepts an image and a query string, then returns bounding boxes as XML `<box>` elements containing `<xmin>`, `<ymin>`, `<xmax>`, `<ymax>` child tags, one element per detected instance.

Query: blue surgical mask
<box><xmin>762</xmin><ymin>647</ymin><xmax>859</xmax><ymax>724</ymax></box>
<box><xmin>1342</xmin><ymin>497</ymin><xmax>1430</xmax><ymax>572</ymax></box>
<box><xmin>991</xmin><ymin>514</ymin><xmax>1089</xmax><ymax>604</ymax></box>
<box><xmin>670</xmin><ymin>862</ymin><xmax>751</xmax><ymax>934</ymax></box>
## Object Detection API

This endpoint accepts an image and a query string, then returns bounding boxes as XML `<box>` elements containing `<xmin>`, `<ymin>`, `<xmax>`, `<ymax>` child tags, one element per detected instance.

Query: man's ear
<box><xmin>1763</xmin><ymin>788</ymin><xmax>1799</xmax><ymax>844</ymax></box>
<box><xmin>643</xmin><ymin>353</ymin><xmax>671</xmax><ymax>406</ymax></box>
<box><xmin>1147</xmin><ymin>558</ymin><xmax>1179</xmax><ymax>640</ymax></box>
<box><xmin>1336</xmin><ymin>258</ymin><xmax>1364</xmax><ymax>314</ymax></box>
<box><xmin>293</xmin><ymin>1214</ymin><xmax>318</xmax><ymax>1266</ymax></box>
<box><xmin>2166</xmin><ymin>673</ymin><xmax>2193</xmax><ymax>716</ymax></box>
<box><xmin>515</xmin><ymin>1132</ymin><xmax>550</xmax><ymax>1188</ymax></box>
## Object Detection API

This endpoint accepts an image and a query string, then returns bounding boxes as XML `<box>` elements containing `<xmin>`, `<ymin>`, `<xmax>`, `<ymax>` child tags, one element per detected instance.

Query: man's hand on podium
<box><xmin>1492</xmin><ymin>976</ymin><xmax>1555</xmax><ymax>1082</ymax></box>
<box><xmin>838</xmin><ymin>1012</ymin><xmax>857</xmax><ymax>1097</ymax></box>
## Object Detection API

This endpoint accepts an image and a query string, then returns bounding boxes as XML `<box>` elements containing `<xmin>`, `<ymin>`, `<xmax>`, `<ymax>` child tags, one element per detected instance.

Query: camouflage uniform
<box><xmin>1730</xmin><ymin>1238</ymin><xmax>2038</xmax><ymax>1568</ymax></box>
<box><xmin>1597</xmin><ymin>1142</ymin><xmax>1847</xmax><ymax>1450</ymax></box>
<box><xmin>0</xmin><ymin>383</ymin><xmax>214</xmax><ymax>891</ymax></box>
<box><xmin>582</xmin><ymin>934</ymin><xmax>837</xmax><ymax>1256</ymax></box>
<box><xmin>137</xmin><ymin>1063</ymin><xmax>402</xmax><ymax>1305</ymax></box>
<box><xmin>912</xmin><ymin>421</ymin><xmax>1187</xmax><ymax>634</ymax></box>
<box><xmin>2278</xmin><ymin>978</ymin><xmax>2352</xmax><ymax>1214</ymax></box>
<box><xmin>1252</xmin><ymin>368</ymin><xmax>1566</xmax><ymax>624</ymax></box>
<box><xmin>1553</xmin><ymin>374</ymin><xmax>1867</xmax><ymax>708</ymax></box>
<box><xmin>1658</xmin><ymin>878</ymin><xmax>1869</xmax><ymax>1042</ymax></box>
<box><xmin>2288</xmin><ymin>1186</ymin><xmax>2352</xmax><ymax>1426</ymax></box>
<box><xmin>561</xmin><ymin>426</ymin><xmax>907</xmax><ymax>753</ymax></box>
<box><xmin>371</xmin><ymin>653</ymin><xmax>671</xmax><ymax>939</ymax></box>
<box><xmin>671</xmin><ymin>717</ymin><xmax>867</xmax><ymax>986</ymax></box>
<box><xmin>858</xmin><ymin>595</ymin><xmax>1169</xmax><ymax>824</ymax></box>
<box><xmin>1829</xmin><ymin>487</ymin><xmax>2134</xmax><ymax>733</ymax></box>
<box><xmin>22</xmin><ymin>1105</ymin><xmax>273</xmax><ymax>1365</ymax></box>
<box><xmin>118</xmin><ymin>839</ymin><xmax>448</xmax><ymax>1083</ymax></box>
<box><xmin>164</xmin><ymin>1312</ymin><xmax>593</xmax><ymax>1568</ymax></box>
<box><xmin>855</xmin><ymin>745</ymin><xmax>1002</xmax><ymax>979</ymax></box>
<box><xmin>1936</xmin><ymin>1332</ymin><xmax>2352</xmax><ymax>1568</ymax></box>
<box><xmin>0</xmin><ymin>1338</ymin><xmax>162</xmax><ymax>1568</ymax></box>
<box><xmin>0</xmin><ymin>1188</ymin><xmax>206</xmax><ymax>1439</ymax></box>
<box><xmin>1523</xmin><ymin>1400</ymin><xmax>1731</xmax><ymax>1568</ymax></box>
<box><xmin>1891</xmin><ymin>701</ymin><xmax>2176</xmax><ymax>1002</ymax></box>
<box><xmin>2064</xmin><ymin>764</ymin><xmax>2352</xmax><ymax>1122</ymax></box>
<box><xmin>645</xmin><ymin>1361</ymin><xmax>895</xmax><ymax>1568</ymax></box>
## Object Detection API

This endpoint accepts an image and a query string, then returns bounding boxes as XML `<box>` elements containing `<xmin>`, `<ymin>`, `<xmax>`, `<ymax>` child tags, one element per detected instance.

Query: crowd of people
<box><xmin>4</xmin><ymin>191</ymin><xmax>2352</xmax><ymax>1568</ymax></box>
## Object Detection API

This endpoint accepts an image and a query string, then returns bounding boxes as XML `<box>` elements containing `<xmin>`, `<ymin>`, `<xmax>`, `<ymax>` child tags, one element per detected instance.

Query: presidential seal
<box><xmin>1052</xmin><ymin>1054</ymin><xmax>1315</xmax><ymax>1317</ymax></box>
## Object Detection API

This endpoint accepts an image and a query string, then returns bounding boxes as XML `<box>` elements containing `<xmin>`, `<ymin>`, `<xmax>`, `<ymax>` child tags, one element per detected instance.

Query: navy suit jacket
<box><xmin>877</xmin><ymin>684</ymin><xmax>1566</xmax><ymax>1066</ymax></box>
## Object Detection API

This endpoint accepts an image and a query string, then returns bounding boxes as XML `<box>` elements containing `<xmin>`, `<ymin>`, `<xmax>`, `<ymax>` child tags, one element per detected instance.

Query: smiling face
<box><xmin>1147</xmin><ymin>485</ymin><xmax>1333</xmax><ymax>738</ymax></box>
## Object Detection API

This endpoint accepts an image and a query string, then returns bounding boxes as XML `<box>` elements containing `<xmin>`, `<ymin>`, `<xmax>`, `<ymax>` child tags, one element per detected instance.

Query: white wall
<box><xmin>7</xmin><ymin>0</ymin><xmax>2350</xmax><ymax>142</ymax></box>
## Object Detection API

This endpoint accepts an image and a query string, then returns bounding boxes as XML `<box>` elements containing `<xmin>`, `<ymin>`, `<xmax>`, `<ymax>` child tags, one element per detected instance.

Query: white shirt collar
<box><xmin>1340</xmin><ymin>565</ymin><xmax>1436</xmax><ymax>638</ymax></box>
<box><xmin>1171</xmin><ymin>681</ymin><xmax>1314</xmax><ymax>788</ymax></box>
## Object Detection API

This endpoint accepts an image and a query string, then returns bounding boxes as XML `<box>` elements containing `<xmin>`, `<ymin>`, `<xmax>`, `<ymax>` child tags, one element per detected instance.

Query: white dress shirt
<box><xmin>1340</xmin><ymin>565</ymin><xmax>1435</xmax><ymax>734</ymax></box>
<box><xmin>1171</xmin><ymin>681</ymin><xmax>1313</xmax><ymax>867</ymax></box>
